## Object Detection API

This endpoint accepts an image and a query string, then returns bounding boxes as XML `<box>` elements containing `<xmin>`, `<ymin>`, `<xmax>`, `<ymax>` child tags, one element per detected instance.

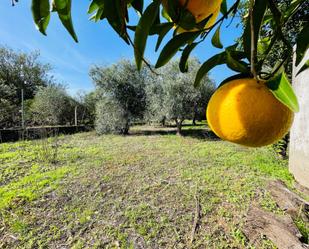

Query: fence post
<box><xmin>21</xmin><ymin>88</ymin><xmax>25</xmax><ymax>129</ymax></box>
<box><xmin>75</xmin><ymin>106</ymin><xmax>78</xmax><ymax>126</ymax></box>
<box><xmin>289</xmin><ymin>48</ymin><xmax>309</xmax><ymax>188</ymax></box>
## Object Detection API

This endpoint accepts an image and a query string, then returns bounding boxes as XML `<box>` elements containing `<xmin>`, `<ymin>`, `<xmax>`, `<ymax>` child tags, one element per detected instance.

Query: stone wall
<box><xmin>289</xmin><ymin>49</ymin><xmax>309</xmax><ymax>188</ymax></box>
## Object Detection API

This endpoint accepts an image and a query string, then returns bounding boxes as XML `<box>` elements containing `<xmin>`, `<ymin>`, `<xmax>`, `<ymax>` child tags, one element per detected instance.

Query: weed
<box><xmin>294</xmin><ymin>217</ymin><xmax>309</xmax><ymax>244</ymax></box>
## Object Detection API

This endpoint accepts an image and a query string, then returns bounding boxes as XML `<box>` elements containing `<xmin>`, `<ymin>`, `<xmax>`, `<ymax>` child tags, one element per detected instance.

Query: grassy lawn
<box><xmin>0</xmin><ymin>124</ymin><xmax>300</xmax><ymax>248</ymax></box>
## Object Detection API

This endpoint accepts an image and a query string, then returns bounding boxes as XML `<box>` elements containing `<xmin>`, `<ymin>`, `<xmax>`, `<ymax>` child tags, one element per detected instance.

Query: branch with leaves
<box><xmin>13</xmin><ymin>0</ymin><xmax>309</xmax><ymax>112</ymax></box>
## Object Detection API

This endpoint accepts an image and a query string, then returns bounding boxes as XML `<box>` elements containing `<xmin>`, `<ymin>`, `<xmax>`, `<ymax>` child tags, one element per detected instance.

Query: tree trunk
<box><xmin>161</xmin><ymin>116</ymin><xmax>166</xmax><ymax>127</ymax></box>
<box><xmin>192</xmin><ymin>115</ymin><xmax>196</xmax><ymax>126</ymax></box>
<box><xmin>193</xmin><ymin>103</ymin><xmax>197</xmax><ymax>126</ymax></box>
<box><xmin>74</xmin><ymin>106</ymin><xmax>78</xmax><ymax>126</ymax></box>
<box><xmin>175</xmin><ymin>119</ymin><xmax>182</xmax><ymax>135</ymax></box>
<box><xmin>289</xmin><ymin>48</ymin><xmax>309</xmax><ymax>188</ymax></box>
<box><xmin>81</xmin><ymin>107</ymin><xmax>86</xmax><ymax>124</ymax></box>
<box><xmin>123</xmin><ymin>119</ymin><xmax>130</xmax><ymax>135</ymax></box>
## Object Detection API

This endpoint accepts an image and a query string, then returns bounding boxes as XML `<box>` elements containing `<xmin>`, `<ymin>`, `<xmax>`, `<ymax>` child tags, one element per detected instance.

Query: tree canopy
<box><xmin>146</xmin><ymin>58</ymin><xmax>215</xmax><ymax>134</ymax></box>
<box><xmin>0</xmin><ymin>46</ymin><xmax>52</xmax><ymax>128</ymax></box>
<box><xmin>91</xmin><ymin>58</ymin><xmax>214</xmax><ymax>135</ymax></box>
<box><xmin>90</xmin><ymin>60</ymin><xmax>147</xmax><ymax>134</ymax></box>
<box><xmin>30</xmin><ymin>84</ymin><xmax>77</xmax><ymax>126</ymax></box>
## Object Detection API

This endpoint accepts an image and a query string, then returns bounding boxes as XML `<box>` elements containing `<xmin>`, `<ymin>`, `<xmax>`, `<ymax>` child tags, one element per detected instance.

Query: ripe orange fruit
<box><xmin>162</xmin><ymin>0</ymin><xmax>222</xmax><ymax>31</ymax></box>
<box><xmin>206</xmin><ymin>78</ymin><xmax>294</xmax><ymax>147</ymax></box>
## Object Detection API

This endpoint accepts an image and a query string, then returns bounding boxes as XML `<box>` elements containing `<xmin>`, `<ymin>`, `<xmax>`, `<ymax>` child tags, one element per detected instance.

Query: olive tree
<box><xmin>193</xmin><ymin>76</ymin><xmax>216</xmax><ymax>125</ymax></box>
<box><xmin>90</xmin><ymin>60</ymin><xmax>147</xmax><ymax>134</ymax></box>
<box><xmin>95</xmin><ymin>97</ymin><xmax>129</xmax><ymax>134</ymax></box>
<box><xmin>146</xmin><ymin>59</ymin><xmax>215</xmax><ymax>134</ymax></box>
<box><xmin>75</xmin><ymin>91</ymin><xmax>97</xmax><ymax>125</ymax></box>
<box><xmin>30</xmin><ymin>84</ymin><xmax>76</xmax><ymax>126</ymax></box>
<box><xmin>163</xmin><ymin>62</ymin><xmax>200</xmax><ymax>135</ymax></box>
<box><xmin>144</xmin><ymin>74</ymin><xmax>166</xmax><ymax>126</ymax></box>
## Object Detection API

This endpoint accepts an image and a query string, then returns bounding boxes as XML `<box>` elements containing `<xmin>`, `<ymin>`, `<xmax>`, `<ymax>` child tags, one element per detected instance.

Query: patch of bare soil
<box><xmin>268</xmin><ymin>180</ymin><xmax>309</xmax><ymax>222</ymax></box>
<box><xmin>244</xmin><ymin>180</ymin><xmax>309</xmax><ymax>249</ymax></box>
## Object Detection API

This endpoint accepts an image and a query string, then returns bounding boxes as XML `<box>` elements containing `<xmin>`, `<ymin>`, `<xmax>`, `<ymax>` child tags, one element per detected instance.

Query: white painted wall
<box><xmin>289</xmin><ymin>49</ymin><xmax>309</xmax><ymax>188</ymax></box>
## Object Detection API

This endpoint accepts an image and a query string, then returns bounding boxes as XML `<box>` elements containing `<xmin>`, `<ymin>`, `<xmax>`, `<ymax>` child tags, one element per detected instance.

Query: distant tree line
<box><xmin>0</xmin><ymin>46</ymin><xmax>50</xmax><ymax>128</ymax></box>
<box><xmin>91</xmin><ymin>59</ymin><xmax>215</xmax><ymax>135</ymax></box>
<box><xmin>0</xmin><ymin>46</ymin><xmax>215</xmax><ymax>134</ymax></box>
<box><xmin>29</xmin><ymin>85</ymin><xmax>95</xmax><ymax>126</ymax></box>
<box><xmin>0</xmin><ymin>46</ymin><xmax>95</xmax><ymax>129</ymax></box>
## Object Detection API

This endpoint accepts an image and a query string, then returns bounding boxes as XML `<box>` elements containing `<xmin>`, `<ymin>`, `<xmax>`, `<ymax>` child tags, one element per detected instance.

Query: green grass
<box><xmin>0</xmin><ymin>125</ymin><xmax>304</xmax><ymax>248</ymax></box>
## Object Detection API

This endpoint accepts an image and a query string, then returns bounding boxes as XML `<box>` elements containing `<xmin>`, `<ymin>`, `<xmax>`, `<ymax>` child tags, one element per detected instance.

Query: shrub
<box><xmin>30</xmin><ymin>85</ymin><xmax>76</xmax><ymax>126</ymax></box>
<box><xmin>90</xmin><ymin>60</ymin><xmax>146</xmax><ymax>134</ymax></box>
<box><xmin>95</xmin><ymin>97</ymin><xmax>129</xmax><ymax>134</ymax></box>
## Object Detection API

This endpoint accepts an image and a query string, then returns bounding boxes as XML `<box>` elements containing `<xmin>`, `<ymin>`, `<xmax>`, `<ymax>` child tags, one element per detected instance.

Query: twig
<box><xmin>226</xmin><ymin>13</ymin><xmax>237</xmax><ymax>28</ymax></box>
<box><xmin>189</xmin><ymin>185</ymin><xmax>201</xmax><ymax>246</ymax></box>
<box><xmin>249</xmin><ymin>0</ymin><xmax>257</xmax><ymax>79</ymax></box>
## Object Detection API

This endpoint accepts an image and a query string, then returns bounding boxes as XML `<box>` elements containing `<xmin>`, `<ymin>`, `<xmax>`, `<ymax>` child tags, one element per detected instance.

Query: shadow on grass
<box><xmin>175</xmin><ymin>123</ymin><xmax>206</xmax><ymax>127</ymax></box>
<box><xmin>129</xmin><ymin>128</ymin><xmax>220</xmax><ymax>141</ymax></box>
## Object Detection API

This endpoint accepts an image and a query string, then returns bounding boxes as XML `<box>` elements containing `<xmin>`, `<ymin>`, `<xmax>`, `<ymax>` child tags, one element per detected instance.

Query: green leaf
<box><xmin>161</xmin><ymin>7</ymin><xmax>172</xmax><ymax>22</ymax></box>
<box><xmin>134</xmin><ymin>0</ymin><xmax>160</xmax><ymax>70</ymax></box>
<box><xmin>149</xmin><ymin>22</ymin><xmax>172</xmax><ymax>35</ymax></box>
<box><xmin>178</xmin><ymin>9</ymin><xmax>196</xmax><ymax>30</ymax></box>
<box><xmin>296</xmin><ymin>25</ymin><xmax>309</xmax><ymax>66</ymax></box>
<box><xmin>131</xmin><ymin>0</ymin><xmax>143</xmax><ymax>15</ymax></box>
<box><xmin>154</xmin><ymin>23</ymin><xmax>174</xmax><ymax>51</ymax></box>
<box><xmin>104</xmin><ymin>0</ymin><xmax>129</xmax><ymax>44</ymax></box>
<box><xmin>127</xmin><ymin>25</ymin><xmax>137</xmax><ymax>31</ymax></box>
<box><xmin>165</xmin><ymin>0</ymin><xmax>178</xmax><ymax>21</ymax></box>
<box><xmin>284</xmin><ymin>0</ymin><xmax>306</xmax><ymax>21</ymax></box>
<box><xmin>226</xmin><ymin>50</ymin><xmax>249</xmax><ymax>73</ymax></box>
<box><xmin>225</xmin><ymin>43</ymin><xmax>238</xmax><ymax>51</ymax></box>
<box><xmin>31</xmin><ymin>0</ymin><xmax>50</xmax><ymax>36</ymax></box>
<box><xmin>243</xmin><ymin>0</ymin><xmax>267</xmax><ymax>60</ymax></box>
<box><xmin>266</xmin><ymin>72</ymin><xmax>299</xmax><ymax>112</ymax></box>
<box><xmin>270</xmin><ymin>60</ymin><xmax>285</xmax><ymax>77</ymax></box>
<box><xmin>220</xmin><ymin>0</ymin><xmax>227</xmax><ymax>15</ymax></box>
<box><xmin>179</xmin><ymin>42</ymin><xmax>198</xmax><ymax>73</ymax></box>
<box><xmin>195</xmin><ymin>13</ymin><xmax>213</xmax><ymax>29</ymax></box>
<box><xmin>155</xmin><ymin>31</ymin><xmax>200</xmax><ymax>68</ymax></box>
<box><xmin>263</xmin><ymin>14</ymin><xmax>273</xmax><ymax>24</ymax></box>
<box><xmin>194</xmin><ymin>52</ymin><xmax>227</xmax><ymax>87</ymax></box>
<box><xmin>229</xmin><ymin>50</ymin><xmax>248</xmax><ymax>61</ymax></box>
<box><xmin>96</xmin><ymin>8</ymin><xmax>105</xmax><ymax>22</ymax></box>
<box><xmin>88</xmin><ymin>0</ymin><xmax>104</xmax><ymax>14</ymax></box>
<box><xmin>257</xmin><ymin>37</ymin><xmax>271</xmax><ymax>55</ymax></box>
<box><xmin>53</xmin><ymin>0</ymin><xmax>78</xmax><ymax>42</ymax></box>
<box><xmin>88</xmin><ymin>0</ymin><xmax>105</xmax><ymax>22</ymax></box>
<box><xmin>211</xmin><ymin>25</ymin><xmax>223</xmax><ymax>49</ymax></box>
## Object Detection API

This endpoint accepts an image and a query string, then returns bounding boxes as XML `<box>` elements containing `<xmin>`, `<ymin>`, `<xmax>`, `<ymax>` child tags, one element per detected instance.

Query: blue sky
<box><xmin>0</xmin><ymin>0</ymin><xmax>243</xmax><ymax>96</ymax></box>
